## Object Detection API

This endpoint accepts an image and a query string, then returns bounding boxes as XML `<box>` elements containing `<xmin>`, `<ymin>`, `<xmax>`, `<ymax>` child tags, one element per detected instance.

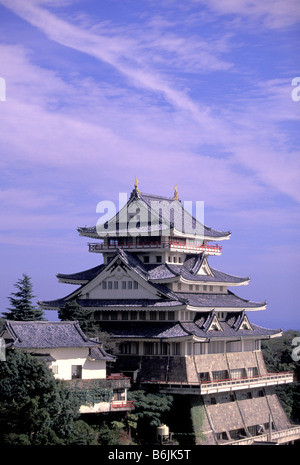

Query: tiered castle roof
<box><xmin>39</xmin><ymin>184</ymin><xmax>280</xmax><ymax>343</ymax></box>
<box><xmin>77</xmin><ymin>187</ymin><xmax>231</xmax><ymax>240</ymax></box>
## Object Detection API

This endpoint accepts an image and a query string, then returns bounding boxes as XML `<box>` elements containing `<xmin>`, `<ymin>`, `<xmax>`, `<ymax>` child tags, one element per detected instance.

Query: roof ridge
<box><xmin>209</xmin><ymin>266</ymin><xmax>250</xmax><ymax>281</ymax></box>
<box><xmin>227</xmin><ymin>289</ymin><xmax>267</xmax><ymax>306</ymax></box>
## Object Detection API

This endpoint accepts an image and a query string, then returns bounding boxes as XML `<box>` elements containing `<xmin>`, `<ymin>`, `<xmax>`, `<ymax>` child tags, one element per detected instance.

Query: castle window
<box><xmin>248</xmin><ymin>366</ymin><xmax>258</xmax><ymax>377</ymax></box>
<box><xmin>102</xmin><ymin>281</ymin><xmax>107</xmax><ymax>289</ymax></box>
<box><xmin>203</xmin><ymin>285</ymin><xmax>207</xmax><ymax>291</ymax></box>
<box><xmin>243</xmin><ymin>339</ymin><xmax>256</xmax><ymax>351</ymax></box>
<box><xmin>195</xmin><ymin>285</ymin><xmax>199</xmax><ymax>291</ymax></box>
<box><xmin>177</xmin><ymin>283</ymin><xmax>181</xmax><ymax>290</ymax></box>
<box><xmin>189</xmin><ymin>284</ymin><xmax>193</xmax><ymax>291</ymax></box>
<box><xmin>111</xmin><ymin>312</ymin><xmax>118</xmax><ymax>320</ymax></box>
<box><xmin>122</xmin><ymin>281</ymin><xmax>126</xmax><ymax>290</ymax></box>
<box><xmin>143</xmin><ymin>256</ymin><xmax>150</xmax><ymax>263</ymax></box>
<box><xmin>220</xmin><ymin>286</ymin><xmax>224</xmax><ymax>292</ymax></box>
<box><xmin>133</xmin><ymin>281</ymin><xmax>138</xmax><ymax>289</ymax></box>
<box><xmin>128</xmin><ymin>281</ymin><xmax>132</xmax><ymax>289</ymax></box>
<box><xmin>159</xmin><ymin>311</ymin><xmax>166</xmax><ymax>320</ymax></box>
<box><xmin>173</xmin><ymin>256</ymin><xmax>177</xmax><ymax>263</ymax></box>
<box><xmin>227</xmin><ymin>341</ymin><xmax>242</xmax><ymax>353</ymax></box>
<box><xmin>198</xmin><ymin>372</ymin><xmax>209</xmax><ymax>381</ymax></box>
<box><xmin>71</xmin><ymin>365</ymin><xmax>82</xmax><ymax>380</ymax></box>
<box><xmin>156</xmin><ymin>256</ymin><xmax>162</xmax><ymax>263</ymax></box>
<box><xmin>168</xmin><ymin>311</ymin><xmax>175</xmax><ymax>320</ymax></box>
<box><xmin>230</xmin><ymin>368</ymin><xmax>246</xmax><ymax>379</ymax></box>
<box><xmin>114</xmin><ymin>281</ymin><xmax>118</xmax><ymax>289</ymax></box>
<box><xmin>51</xmin><ymin>365</ymin><xmax>58</xmax><ymax>375</ymax></box>
<box><xmin>172</xmin><ymin>342</ymin><xmax>181</xmax><ymax>355</ymax></box>
<box><xmin>139</xmin><ymin>311</ymin><xmax>146</xmax><ymax>320</ymax></box>
<box><xmin>130</xmin><ymin>312</ymin><xmax>137</xmax><ymax>320</ymax></box>
<box><xmin>120</xmin><ymin>342</ymin><xmax>135</xmax><ymax>355</ymax></box>
<box><xmin>144</xmin><ymin>342</ymin><xmax>154</xmax><ymax>355</ymax></box>
<box><xmin>212</xmin><ymin>370</ymin><xmax>228</xmax><ymax>381</ymax></box>
<box><xmin>210</xmin><ymin>397</ymin><xmax>216</xmax><ymax>405</ymax></box>
<box><xmin>209</xmin><ymin>285</ymin><xmax>213</xmax><ymax>292</ymax></box>
<box><xmin>108</xmin><ymin>281</ymin><xmax>112</xmax><ymax>290</ymax></box>
<box><xmin>122</xmin><ymin>311</ymin><xmax>129</xmax><ymax>320</ymax></box>
<box><xmin>208</xmin><ymin>341</ymin><xmax>224</xmax><ymax>354</ymax></box>
<box><xmin>150</xmin><ymin>311</ymin><xmax>157</xmax><ymax>320</ymax></box>
<box><xmin>194</xmin><ymin>343</ymin><xmax>206</xmax><ymax>354</ymax></box>
<box><xmin>178</xmin><ymin>257</ymin><xmax>182</xmax><ymax>263</ymax></box>
<box><xmin>229</xmin><ymin>429</ymin><xmax>246</xmax><ymax>440</ymax></box>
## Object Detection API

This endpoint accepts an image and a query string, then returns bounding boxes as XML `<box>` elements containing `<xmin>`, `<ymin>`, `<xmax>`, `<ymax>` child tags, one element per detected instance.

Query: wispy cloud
<box><xmin>194</xmin><ymin>0</ymin><xmax>300</xmax><ymax>29</ymax></box>
<box><xmin>0</xmin><ymin>0</ymin><xmax>299</xmax><ymax>208</ymax></box>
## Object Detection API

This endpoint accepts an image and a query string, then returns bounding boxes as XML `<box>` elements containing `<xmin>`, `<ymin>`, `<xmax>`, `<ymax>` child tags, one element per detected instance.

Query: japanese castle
<box><xmin>40</xmin><ymin>181</ymin><xmax>300</xmax><ymax>445</ymax></box>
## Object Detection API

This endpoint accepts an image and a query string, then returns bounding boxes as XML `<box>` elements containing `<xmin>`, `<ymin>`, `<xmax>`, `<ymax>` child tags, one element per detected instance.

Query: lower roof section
<box><xmin>96</xmin><ymin>311</ymin><xmax>281</xmax><ymax>341</ymax></box>
<box><xmin>0</xmin><ymin>320</ymin><xmax>115</xmax><ymax>360</ymax></box>
<box><xmin>39</xmin><ymin>290</ymin><xmax>265</xmax><ymax>312</ymax></box>
<box><xmin>180</xmin><ymin>291</ymin><xmax>266</xmax><ymax>311</ymax></box>
<box><xmin>39</xmin><ymin>298</ymin><xmax>184</xmax><ymax>310</ymax></box>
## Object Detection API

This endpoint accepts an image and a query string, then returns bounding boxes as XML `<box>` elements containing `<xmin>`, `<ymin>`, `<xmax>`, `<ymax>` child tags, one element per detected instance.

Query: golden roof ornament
<box><xmin>173</xmin><ymin>184</ymin><xmax>179</xmax><ymax>200</ymax></box>
<box><xmin>135</xmin><ymin>177</ymin><xmax>141</xmax><ymax>194</ymax></box>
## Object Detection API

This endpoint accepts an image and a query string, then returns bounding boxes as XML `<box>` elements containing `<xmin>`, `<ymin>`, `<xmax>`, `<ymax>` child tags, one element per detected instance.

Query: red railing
<box><xmin>199</xmin><ymin>371</ymin><xmax>293</xmax><ymax>387</ymax></box>
<box><xmin>88</xmin><ymin>240</ymin><xmax>222</xmax><ymax>254</ymax></box>
<box><xmin>111</xmin><ymin>400</ymin><xmax>135</xmax><ymax>409</ymax></box>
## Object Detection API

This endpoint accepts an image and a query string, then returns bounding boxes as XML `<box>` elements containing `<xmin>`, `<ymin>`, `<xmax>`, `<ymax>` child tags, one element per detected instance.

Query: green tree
<box><xmin>127</xmin><ymin>390</ymin><xmax>173</xmax><ymax>443</ymax></box>
<box><xmin>262</xmin><ymin>330</ymin><xmax>300</xmax><ymax>422</ymax></box>
<box><xmin>3</xmin><ymin>273</ymin><xmax>44</xmax><ymax>321</ymax></box>
<box><xmin>58</xmin><ymin>301</ymin><xmax>118</xmax><ymax>354</ymax></box>
<box><xmin>0</xmin><ymin>349</ymin><xmax>83</xmax><ymax>445</ymax></box>
<box><xmin>58</xmin><ymin>300</ymin><xmax>97</xmax><ymax>335</ymax></box>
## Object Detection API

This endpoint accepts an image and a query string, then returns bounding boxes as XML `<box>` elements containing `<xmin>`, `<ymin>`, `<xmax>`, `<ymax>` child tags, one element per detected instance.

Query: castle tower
<box><xmin>40</xmin><ymin>182</ymin><xmax>300</xmax><ymax>445</ymax></box>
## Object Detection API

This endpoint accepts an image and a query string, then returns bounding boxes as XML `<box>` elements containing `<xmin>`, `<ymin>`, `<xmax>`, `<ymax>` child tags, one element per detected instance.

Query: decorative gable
<box><xmin>207</xmin><ymin>315</ymin><xmax>223</xmax><ymax>332</ymax></box>
<box><xmin>202</xmin><ymin>311</ymin><xmax>223</xmax><ymax>332</ymax></box>
<box><xmin>77</xmin><ymin>252</ymin><xmax>172</xmax><ymax>301</ymax></box>
<box><xmin>197</xmin><ymin>257</ymin><xmax>214</xmax><ymax>277</ymax></box>
<box><xmin>234</xmin><ymin>312</ymin><xmax>253</xmax><ymax>331</ymax></box>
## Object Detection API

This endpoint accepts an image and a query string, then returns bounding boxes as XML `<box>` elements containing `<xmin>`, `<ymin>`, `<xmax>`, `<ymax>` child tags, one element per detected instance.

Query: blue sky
<box><xmin>0</xmin><ymin>0</ymin><xmax>299</xmax><ymax>330</ymax></box>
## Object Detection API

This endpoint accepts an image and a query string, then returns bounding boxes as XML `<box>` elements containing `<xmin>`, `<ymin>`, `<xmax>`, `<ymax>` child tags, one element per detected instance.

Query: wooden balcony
<box><xmin>88</xmin><ymin>240</ymin><xmax>222</xmax><ymax>255</ymax></box>
<box><xmin>111</xmin><ymin>400</ymin><xmax>135</xmax><ymax>410</ymax></box>
<box><xmin>141</xmin><ymin>371</ymin><xmax>294</xmax><ymax>395</ymax></box>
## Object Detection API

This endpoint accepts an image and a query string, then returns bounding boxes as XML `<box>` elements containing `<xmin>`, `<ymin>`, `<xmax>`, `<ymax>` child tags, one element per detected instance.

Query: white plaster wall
<box><xmin>24</xmin><ymin>347</ymin><xmax>107</xmax><ymax>380</ymax></box>
<box><xmin>87</xmin><ymin>279</ymin><xmax>157</xmax><ymax>299</ymax></box>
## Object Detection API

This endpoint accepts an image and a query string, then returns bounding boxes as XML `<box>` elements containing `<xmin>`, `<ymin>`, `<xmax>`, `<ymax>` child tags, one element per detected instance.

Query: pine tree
<box><xmin>58</xmin><ymin>300</ymin><xmax>97</xmax><ymax>335</ymax></box>
<box><xmin>3</xmin><ymin>273</ymin><xmax>44</xmax><ymax>321</ymax></box>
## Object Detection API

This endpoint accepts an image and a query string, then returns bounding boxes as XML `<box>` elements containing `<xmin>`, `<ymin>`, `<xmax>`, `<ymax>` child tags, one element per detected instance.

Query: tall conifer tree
<box><xmin>4</xmin><ymin>273</ymin><xmax>44</xmax><ymax>321</ymax></box>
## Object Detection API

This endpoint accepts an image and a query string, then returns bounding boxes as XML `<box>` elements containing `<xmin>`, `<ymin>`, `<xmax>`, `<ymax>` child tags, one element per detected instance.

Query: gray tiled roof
<box><xmin>98</xmin><ymin>311</ymin><xmax>281</xmax><ymax>340</ymax></box>
<box><xmin>78</xmin><ymin>189</ymin><xmax>231</xmax><ymax>240</ymax></box>
<box><xmin>116</xmin><ymin>250</ymin><xmax>248</xmax><ymax>284</ymax></box>
<box><xmin>40</xmin><ymin>298</ymin><xmax>184</xmax><ymax>309</ymax></box>
<box><xmin>177</xmin><ymin>291</ymin><xmax>266</xmax><ymax>309</ymax></box>
<box><xmin>56</xmin><ymin>251</ymin><xmax>248</xmax><ymax>286</ymax></box>
<box><xmin>40</xmin><ymin>249</ymin><xmax>261</xmax><ymax>310</ymax></box>
<box><xmin>57</xmin><ymin>264</ymin><xmax>105</xmax><ymax>282</ymax></box>
<box><xmin>96</xmin><ymin>321</ymin><xmax>189</xmax><ymax>339</ymax></box>
<box><xmin>1</xmin><ymin>320</ymin><xmax>115</xmax><ymax>360</ymax></box>
<box><xmin>140</xmin><ymin>192</ymin><xmax>230</xmax><ymax>238</ymax></box>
